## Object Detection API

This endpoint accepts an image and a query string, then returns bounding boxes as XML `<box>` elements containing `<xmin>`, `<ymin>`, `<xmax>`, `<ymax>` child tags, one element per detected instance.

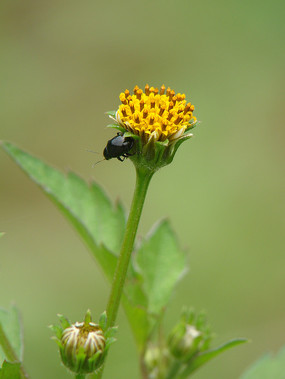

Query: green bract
<box><xmin>129</xmin><ymin>129</ymin><xmax>195</xmax><ymax>173</ymax></box>
<box><xmin>108</xmin><ymin>110</ymin><xmax>196</xmax><ymax>173</ymax></box>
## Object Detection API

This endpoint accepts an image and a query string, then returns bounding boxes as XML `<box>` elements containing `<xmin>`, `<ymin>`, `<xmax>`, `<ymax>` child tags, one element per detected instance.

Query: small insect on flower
<box><xmin>103</xmin><ymin>132</ymin><xmax>134</xmax><ymax>162</ymax></box>
<box><xmin>106</xmin><ymin>84</ymin><xmax>198</xmax><ymax>171</ymax></box>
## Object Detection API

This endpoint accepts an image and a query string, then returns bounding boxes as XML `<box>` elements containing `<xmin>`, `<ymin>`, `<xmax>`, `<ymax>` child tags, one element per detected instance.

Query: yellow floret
<box><xmin>115</xmin><ymin>84</ymin><xmax>196</xmax><ymax>143</ymax></box>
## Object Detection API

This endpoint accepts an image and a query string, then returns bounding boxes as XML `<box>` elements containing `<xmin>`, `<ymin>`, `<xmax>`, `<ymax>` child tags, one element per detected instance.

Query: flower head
<box><xmin>115</xmin><ymin>84</ymin><xmax>196</xmax><ymax>144</ymax></box>
<box><xmin>108</xmin><ymin>84</ymin><xmax>198</xmax><ymax>172</ymax></box>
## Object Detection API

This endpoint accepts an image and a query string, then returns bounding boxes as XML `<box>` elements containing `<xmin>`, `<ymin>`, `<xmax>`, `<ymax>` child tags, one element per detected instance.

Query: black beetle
<box><xmin>103</xmin><ymin>133</ymin><xmax>134</xmax><ymax>161</ymax></box>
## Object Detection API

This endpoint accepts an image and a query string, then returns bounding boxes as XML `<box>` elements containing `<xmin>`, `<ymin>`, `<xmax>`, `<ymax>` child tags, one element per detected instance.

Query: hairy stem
<box><xmin>97</xmin><ymin>167</ymin><xmax>153</xmax><ymax>378</ymax></box>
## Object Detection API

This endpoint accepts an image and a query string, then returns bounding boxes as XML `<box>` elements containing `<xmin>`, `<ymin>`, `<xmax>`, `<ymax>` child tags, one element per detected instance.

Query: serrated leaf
<box><xmin>135</xmin><ymin>219</ymin><xmax>187</xmax><ymax>315</ymax></box>
<box><xmin>0</xmin><ymin>306</ymin><xmax>23</xmax><ymax>364</ymax></box>
<box><xmin>240</xmin><ymin>345</ymin><xmax>285</xmax><ymax>379</ymax></box>
<box><xmin>178</xmin><ymin>338</ymin><xmax>248</xmax><ymax>378</ymax></box>
<box><xmin>0</xmin><ymin>361</ymin><xmax>21</xmax><ymax>379</ymax></box>
<box><xmin>1</xmin><ymin>142</ymin><xmax>124</xmax><ymax>280</ymax></box>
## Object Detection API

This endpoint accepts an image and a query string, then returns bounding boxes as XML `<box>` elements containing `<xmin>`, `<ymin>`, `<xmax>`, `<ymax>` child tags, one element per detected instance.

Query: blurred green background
<box><xmin>1</xmin><ymin>1</ymin><xmax>284</xmax><ymax>378</ymax></box>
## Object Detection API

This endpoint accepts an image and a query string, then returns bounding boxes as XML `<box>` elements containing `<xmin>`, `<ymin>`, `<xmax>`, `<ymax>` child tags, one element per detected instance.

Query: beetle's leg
<box><xmin>124</xmin><ymin>153</ymin><xmax>134</xmax><ymax>158</ymax></box>
<box><xmin>117</xmin><ymin>156</ymin><xmax>125</xmax><ymax>162</ymax></box>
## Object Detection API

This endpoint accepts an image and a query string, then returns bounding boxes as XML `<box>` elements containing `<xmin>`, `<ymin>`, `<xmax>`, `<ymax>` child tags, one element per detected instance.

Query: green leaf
<box><xmin>121</xmin><ymin>220</ymin><xmax>187</xmax><ymax>349</ymax></box>
<box><xmin>2</xmin><ymin>142</ymin><xmax>185</xmax><ymax>353</ymax></box>
<box><xmin>178</xmin><ymin>338</ymin><xmax>248</xmax><ymax>378</ymax></box>
<box><xmin>135</xmin><ymin>219</ymin><xmax>187</xmax><ymax>315</ymax></box>
<box><xmin>0</xmin><ymin>306</ymin><xmax>23</xmax><ymax>364</ymax></box>
<box><xmin>0</xmin><ymin>233</ymin><xmax>4</xmax><ymax>239</ymax></box>
<box><xmin>240</xmin><ymin>345</ymin><xmax>285</xmax><ymax>379</ymax></box>
<box><xmin>121</xmin><ymin>294</ymin><xmax>151</xmax><ymax>351</ymax></box>
<box><xmin>1</xmin><ymin>141</ymin><xmax>149</xmax><ymax>350</ymax></box>
<box><xmin>0</xmin><ymin>361</ymin><xmax>21</xmax><ymax>379</ymax></box>
<box><xmin>1</xmin><ymin>141</ymin><xmax>125</xmax><ymax>280</ymax></box>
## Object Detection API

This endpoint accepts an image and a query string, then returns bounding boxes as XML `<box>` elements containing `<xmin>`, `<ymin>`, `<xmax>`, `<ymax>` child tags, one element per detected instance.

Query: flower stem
<box><xmin>106</xmin><ymin>167</ymin><xmax>153</xmax><ymax>329</ymax></box>
<box><xmin>0</xmin><ymin>323</ymin><xmax>30</xmax><ymax>379</ymax></box>
<box><xmin>98</xmin><ymin>167</ymin><xmax>153</xmax><ymax>378</ymax></box>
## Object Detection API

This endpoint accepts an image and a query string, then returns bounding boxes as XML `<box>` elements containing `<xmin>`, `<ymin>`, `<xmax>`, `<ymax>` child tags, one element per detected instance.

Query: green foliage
<box><xmin>177</xmin><ymin>338</ymin><xmax>248</xmax><ymax>378</ymax></box>
<box><xmin>0</xmin><ymin>306</ymin><xmax>22</xmax><ymax>364</ymax></box>
<box><xmin>0</xmin><ymin>306</ymin><xmax>24</xmax><ymax>379</ymax></box>
<box><xmin>124</xmin><ymin>219</ymin><xmax>187</xmax><ymax>349</ymax></box>
<box><xmin>2</xmin><ymin>141</ymin><xmax>122</xmax><ymax>282</ymax></box>
<box><xmin>0</xmin><ymin>361</ymin><xmax>21</xmax><ymax>379</ymax></box>
<box><xmin>135</xmin><ymin>220</ymin><xmax>187</xmax><ymax>315</ymax></box>
<box><xmin>1</xmin><ymin>142</ymin><xmax>187</xmax><ymax>352</ymax></box>
<box><xmin>1</xmin><ymin>142</ymin><xmax>145</xmax><ymax>348</ymax></box>
<box><xmin>121</xmin><ymin>286</ymin><xmax>150</xmax><ymax>350</ymax></box>
<box><xmin>240</xmin><ymin>346</ymin><xmax>285</xmax><ymax>379</ymax></box>
<box><xmin>1</xmin><ymin>142</ymin><xmax>248</xmax><ymax>377</ymax></box>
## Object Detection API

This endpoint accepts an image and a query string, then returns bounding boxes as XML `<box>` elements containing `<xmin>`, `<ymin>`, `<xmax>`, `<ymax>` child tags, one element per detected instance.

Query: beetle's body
<box><xmin>103</xmin><ymin>133</ymin><xmax>134</xmax><ymax>161</ymax></box>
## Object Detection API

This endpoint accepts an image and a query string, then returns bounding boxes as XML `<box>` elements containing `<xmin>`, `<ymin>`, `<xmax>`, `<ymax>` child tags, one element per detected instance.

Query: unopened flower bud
<box><xmin>50</xmin><ymin>310</ymin><xmax>116</xmax><ymax>375</ymax></box>
<box><xmin>168</xmin><ymin>309</ymin><xmax>212</xmax><ymax>361</ymax></box>
<box><xmin>144</xmin><ymin>344</ymin><xmax>170</xmax><ymax>379</ymax></box>
<box><xmin>61</xmin><ymin>321</ymin><xmax>105</xmax><ymax>373</ymax></box>
<box><xmin>168</xmin><ymin>323</ymin><xmax>201</xmax><ymax>359</ymax></box>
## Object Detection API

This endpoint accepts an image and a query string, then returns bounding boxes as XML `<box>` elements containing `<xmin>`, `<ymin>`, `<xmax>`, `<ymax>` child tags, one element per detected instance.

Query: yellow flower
<box><xmin>106</xmin><ymin>84</ymin><xmax>198</xmax><ymax>172</ymax></box>
<box><xmin>113</xmin><ymin>84</ymin><xmax>197</xmax><ymax>144</ymax></box>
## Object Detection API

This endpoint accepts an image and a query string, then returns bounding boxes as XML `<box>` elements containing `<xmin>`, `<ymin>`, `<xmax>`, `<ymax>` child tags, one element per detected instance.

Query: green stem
<box><xmin>106</xmin><ymin>167</ymin><xmax>153</xmax><ymax>329</ymax></box>
<box><xmin>75</xmin><ymin>375</ymin><xmax>86</xmax><ymax>379</ymax></box>
<box><xmin>0</xmin><ymin>323</ymin><xmax>30</xmax><ymax>379</ymax></box>
<box><xmin>98</xmin><ymin>167</ymin><xmax>153</xmax><ymax>378</ymax></box>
